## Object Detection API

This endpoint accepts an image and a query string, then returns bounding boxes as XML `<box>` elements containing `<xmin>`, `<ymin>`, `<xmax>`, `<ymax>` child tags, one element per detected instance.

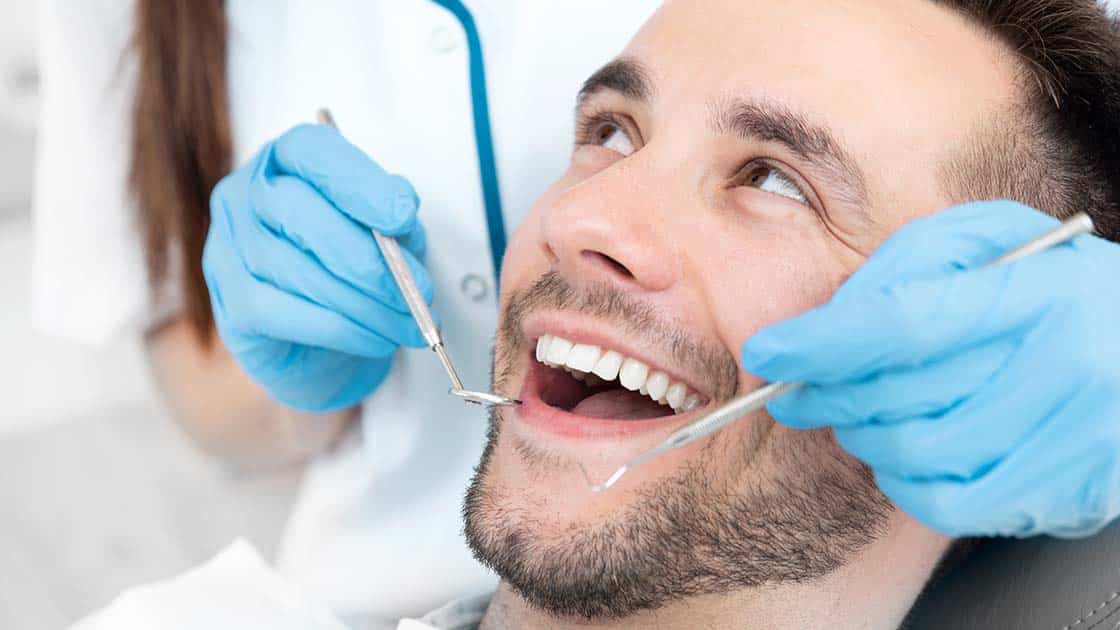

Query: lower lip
<box><xmin>514</xmin><ymin>356</ymin><xmax>704</xmax><ymax>440</ymax></box>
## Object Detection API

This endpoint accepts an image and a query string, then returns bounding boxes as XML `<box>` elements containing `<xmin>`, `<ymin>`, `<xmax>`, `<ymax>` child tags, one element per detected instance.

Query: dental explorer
<box><xmin>316</xmin><ymin>109</ymin><xmax>520</xmax><ymax>408</ymax></box>
<box><xmin>581</xmin><ymin>212</ymin><xmax>1096</xmax><ymax>493</ymax></box>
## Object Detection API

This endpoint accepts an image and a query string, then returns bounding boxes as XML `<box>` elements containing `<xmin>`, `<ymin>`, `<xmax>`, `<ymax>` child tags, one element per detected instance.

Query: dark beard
<box><xmin>463</xmin><ymin>273</ymin><xmax>892</xmax><ymax>619</ymax></box>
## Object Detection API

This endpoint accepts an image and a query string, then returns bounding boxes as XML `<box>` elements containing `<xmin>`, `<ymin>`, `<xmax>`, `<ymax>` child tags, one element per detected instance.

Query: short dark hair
<box><xmin>935</xmin><ymin>0</ymin><xmax>1120</xmax><ymax>242</ymax></box>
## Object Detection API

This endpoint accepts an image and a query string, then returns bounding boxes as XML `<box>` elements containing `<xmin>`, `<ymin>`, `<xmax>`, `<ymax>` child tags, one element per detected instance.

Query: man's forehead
<box><xmin>617</xmin><ymin>0</ymin><xmax>1018</xmax><ymax>118</ymax></box>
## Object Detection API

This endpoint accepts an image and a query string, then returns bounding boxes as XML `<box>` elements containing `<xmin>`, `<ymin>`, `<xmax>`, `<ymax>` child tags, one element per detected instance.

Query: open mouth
<box><xmin>531</xmin><ymin>334</ymin><xmax>708</xmax><ymax>421</ymax></box>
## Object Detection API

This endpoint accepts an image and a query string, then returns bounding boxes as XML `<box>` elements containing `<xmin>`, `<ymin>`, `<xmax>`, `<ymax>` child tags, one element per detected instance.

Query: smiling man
<box><xmin>69</xmin><ymin>0</ymin><xmax>1120</xmax><ymax>628</ymax></box>
<box><xmin>454</xmin><ymin>0</ymin><xmax>1120</xmax><ymax>628</ymax></box>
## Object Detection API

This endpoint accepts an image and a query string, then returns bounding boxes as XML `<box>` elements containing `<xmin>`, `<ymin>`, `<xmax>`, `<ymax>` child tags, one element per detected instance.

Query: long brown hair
<box><xmin>131</xmin><ymin>0</ymin><xmax>231</xmax><ymax>343</ymax></box>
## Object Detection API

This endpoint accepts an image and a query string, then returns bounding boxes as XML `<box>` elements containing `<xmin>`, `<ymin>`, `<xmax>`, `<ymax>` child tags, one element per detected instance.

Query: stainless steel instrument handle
<box><xmin>373</xmin><ymin>231</ymin><xmax>442</xmax><ymax>349</ymax></box>
<box><xmin>669</xmin><ymin>381</ymin><xmax>801</xmax><ymax>449</ymax></box>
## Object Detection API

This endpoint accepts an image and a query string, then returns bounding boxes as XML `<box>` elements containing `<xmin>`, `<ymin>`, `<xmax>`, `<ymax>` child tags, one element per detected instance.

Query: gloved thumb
<box><xmin>741</xmin><ymin>247</ymin><xmax>1076</xmax><ymax>384</ymax></box>
<box><xmin>742</xmin><ymin>200</ymin><xmax>1063</xmax><ymax>383</ymax></box>
<box><xmin>836</xmin><ymin>200</ymin><xmax>1058</xmax><ymax>297</ymax></box>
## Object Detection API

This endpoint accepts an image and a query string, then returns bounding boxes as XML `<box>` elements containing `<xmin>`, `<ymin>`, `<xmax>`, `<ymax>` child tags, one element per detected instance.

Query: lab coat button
<box><xmin>429</xmin><ymin>25</ymin><xmax>461</xmax><ymax>54</ymax></box>
<box><xmin>460</xmin><ymin>274</ymin><xmax>489</xmax><ymax>302</ymax></box>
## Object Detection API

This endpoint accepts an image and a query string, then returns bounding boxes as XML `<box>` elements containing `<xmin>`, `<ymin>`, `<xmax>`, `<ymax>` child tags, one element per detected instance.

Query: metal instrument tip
<box><xmin>578</xmin><ymin>461</ymin><xmax>629</xmax><ymax>494</ymax></box>
<box><xmin>449</xmin><ymin>388</ymin><xmax>522</xmax><ymax>407</ymax></box>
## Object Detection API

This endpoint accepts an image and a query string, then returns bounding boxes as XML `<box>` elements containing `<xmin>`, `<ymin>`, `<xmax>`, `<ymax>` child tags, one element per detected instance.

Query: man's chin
<box><xmin>463</xmin><ymin>408</ymin><xmax>894</xmax><ymax>620</ymax></box>
<box><xmin>463</xmin><ymin>430</ymin><xmax>687</xmax><ymax>619</ymax></box>
<box><xmin>468</xmin><ymin>424</ymin><xmax>650</xmax><ymax>533</ymax></box>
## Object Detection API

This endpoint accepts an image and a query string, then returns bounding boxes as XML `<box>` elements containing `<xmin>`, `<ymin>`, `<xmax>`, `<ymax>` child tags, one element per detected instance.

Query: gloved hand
<box><xmin>203</xmin><ymin>124</ymin><xmax>431</xmax><ymax>412</ymax></box>
<box><xmin>741</xmin><ymin>201</ymin><xmax>1120</xmax><ymax>538</ymax></box>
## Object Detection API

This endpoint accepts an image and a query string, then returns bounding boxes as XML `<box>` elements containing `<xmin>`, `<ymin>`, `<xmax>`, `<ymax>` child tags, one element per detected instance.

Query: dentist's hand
<box><xmin>203</xmin><ymin>124</ymin><xmax>431</xmax><ymax>412</ymax></box>
<box><xmin>741</xmin><ymin>201</ymin><xmax>1120</xmax><ymax>538</ymax></box>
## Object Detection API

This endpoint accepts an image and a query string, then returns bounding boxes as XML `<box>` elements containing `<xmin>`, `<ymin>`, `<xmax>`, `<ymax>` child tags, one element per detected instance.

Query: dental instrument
<box><xmin>581</xmin><ymin>212</ymin><xmax>1096</xmax><ymax>493</ymax></box>
<box><xmin>316</xmin><ymin>109</ymin><xmax>521</xmax><ymax>407</ymax></box>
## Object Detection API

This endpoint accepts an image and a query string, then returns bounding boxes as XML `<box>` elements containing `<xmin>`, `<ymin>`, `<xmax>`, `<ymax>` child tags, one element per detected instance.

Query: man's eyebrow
<box><xmin>578</xmin><ymin>57</ymin><xmax>653</xmax><ymax>105</ymax></box>
<box><xmin>710</xmin><ymin>98</ymin><xmax>871</xmax><ymax>211</ymax></box>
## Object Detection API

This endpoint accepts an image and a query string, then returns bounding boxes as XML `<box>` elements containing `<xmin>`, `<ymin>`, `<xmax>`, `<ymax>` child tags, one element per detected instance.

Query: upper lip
<box><xmin>521</xmin><ymin>311</ymin><xmax>712</xmax><ymax>400</ymax></box>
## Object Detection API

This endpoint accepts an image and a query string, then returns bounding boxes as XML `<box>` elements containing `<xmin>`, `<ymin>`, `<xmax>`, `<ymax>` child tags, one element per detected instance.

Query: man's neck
<box><xmin>479</xmin><ymin>512</ymin><xmax>950</xmax><ymax>630</ymax></box>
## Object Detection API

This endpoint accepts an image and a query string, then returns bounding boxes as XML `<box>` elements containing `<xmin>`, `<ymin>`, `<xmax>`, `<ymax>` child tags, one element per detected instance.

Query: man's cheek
<box><xmin>711</xmin><ymin>248</ymin><xmax>846</xmax><ymax>358</ymax></box>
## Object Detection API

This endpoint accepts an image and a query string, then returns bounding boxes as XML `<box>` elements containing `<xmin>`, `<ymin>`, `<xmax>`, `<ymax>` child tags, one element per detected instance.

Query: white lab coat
<box><xmin>35</xmin><ymin>0</ymin><xmax>659</xmax><ymax>621</ymax></box>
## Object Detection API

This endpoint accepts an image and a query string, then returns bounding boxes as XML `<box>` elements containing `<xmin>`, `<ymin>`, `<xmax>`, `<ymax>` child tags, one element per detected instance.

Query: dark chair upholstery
<box><xmin>903</xmin><ymin>521</ymin><xmax>1120</xmax><ymax>629</ymax></box>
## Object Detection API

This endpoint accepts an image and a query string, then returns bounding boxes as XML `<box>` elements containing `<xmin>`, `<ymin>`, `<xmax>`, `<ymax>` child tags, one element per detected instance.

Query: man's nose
<box><xmin>538</xmin><ymin>167</ymin><xmax>677</xmax><ymax>293</ymax></box>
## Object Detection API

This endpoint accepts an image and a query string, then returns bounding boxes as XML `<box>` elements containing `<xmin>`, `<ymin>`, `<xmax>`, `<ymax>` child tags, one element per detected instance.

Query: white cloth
<box><xmin>71</xmin><ymin>541</ymin><xmax>352</xmax><ymax>630</ymax></box>
<box><xmin>35</xmin><ymin>0</ymin><xmax>659</xmax><ymax>622</ymax></box>
<box><xmin>70</xmin><ymin>540</ymin><xmax>491</xmax><ymax>630</ymax></box>
<box><xmin>397</xmin><ymin>594</ymin><xmax>490</xmax><ymax>630</ymax></box>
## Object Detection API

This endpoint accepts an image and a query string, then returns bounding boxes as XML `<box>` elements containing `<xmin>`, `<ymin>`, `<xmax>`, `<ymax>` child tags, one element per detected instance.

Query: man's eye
<box><xmin>576</xmin><ymin>111</ymin><xmax>639</xmax><ymax>157</ymax></box>
<box><xmin>740</xmin><ymin>162</ymin><xmax>808</xmax><ymax>204</ymax></box>
<box><xmin>592</xmin><ymin>122</ymin><xmax>636</xmax><ymax>156</ymax></box>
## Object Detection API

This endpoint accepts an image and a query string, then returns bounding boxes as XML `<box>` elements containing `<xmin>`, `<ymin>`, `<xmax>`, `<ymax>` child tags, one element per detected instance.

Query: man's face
<box><xmin>466</xmin><ymin>0</ymin><xmax>1016</xmax><ymax>617</ymax></box>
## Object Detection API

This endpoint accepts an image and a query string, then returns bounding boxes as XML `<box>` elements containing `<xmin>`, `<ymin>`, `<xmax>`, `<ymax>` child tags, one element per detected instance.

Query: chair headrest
<box><xmin>903</xmin><ymin>521</ymin><xmax>1120</xmax><ymax>629</ymax></box>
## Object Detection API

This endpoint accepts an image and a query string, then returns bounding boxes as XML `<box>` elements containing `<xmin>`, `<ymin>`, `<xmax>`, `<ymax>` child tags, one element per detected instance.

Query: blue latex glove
<box><xmin>203</xmin><ymin>124</ymin><xmax>432</xmax><ymax>412</ymax></box>
<box><xmin>741</xmin><ymin>201</ymin><xmax>1120</xmax><ymax>538</ymax></box>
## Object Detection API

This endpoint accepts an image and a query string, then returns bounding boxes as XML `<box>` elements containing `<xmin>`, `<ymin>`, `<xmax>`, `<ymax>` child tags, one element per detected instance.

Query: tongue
<box><xmin>570</xmin><ymin>388</ymin><xmax>672</xmax><ymax>420</ymax></box>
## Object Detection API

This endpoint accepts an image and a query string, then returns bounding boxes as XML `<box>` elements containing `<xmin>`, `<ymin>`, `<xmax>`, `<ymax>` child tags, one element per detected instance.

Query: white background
<box><xmin>0</xmin><ymin>5</ymin><xmax>295</xmax><ymax>629</ymax></box>
<box><xmin>0</xmin><ymin>2</ymin><xmax>157</xmax><ymax>438</ymax></box>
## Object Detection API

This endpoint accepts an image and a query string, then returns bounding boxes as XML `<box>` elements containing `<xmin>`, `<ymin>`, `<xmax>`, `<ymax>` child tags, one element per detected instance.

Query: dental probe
<box><xmin>316</xmin><ymin>109</ymin><xmax>520</xmax><ymax>408</ymax></box>
<box><xmin>582</xmin><ymin>212</ymin><xmax>1096</xmax><ymax>493</ymax></box>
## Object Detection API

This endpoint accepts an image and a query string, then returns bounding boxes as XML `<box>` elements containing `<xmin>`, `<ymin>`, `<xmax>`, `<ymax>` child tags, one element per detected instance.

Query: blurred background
<box><xmin>0</xmin><ymin>4</ymin><xmax>298</xmax><ymax>628</ymax></box>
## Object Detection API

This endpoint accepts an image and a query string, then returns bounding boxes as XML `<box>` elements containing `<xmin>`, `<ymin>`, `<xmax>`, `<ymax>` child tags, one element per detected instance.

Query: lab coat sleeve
<box><xmin>31</xmin><ymin>0</ymin><xmax>158</xmax><ymax>347</ymax></box>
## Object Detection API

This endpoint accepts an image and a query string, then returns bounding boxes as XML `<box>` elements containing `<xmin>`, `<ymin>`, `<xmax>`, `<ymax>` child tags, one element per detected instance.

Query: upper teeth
<box><xmin>535</xmin><ymin>334</ymin><xmax>704</xmax><ymax>414</ymax></box>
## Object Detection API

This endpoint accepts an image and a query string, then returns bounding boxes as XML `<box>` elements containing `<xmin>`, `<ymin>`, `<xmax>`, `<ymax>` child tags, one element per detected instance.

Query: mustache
<box><xmin>495</xmin><ymin>272</ymin><xmax>740</xmax><ymax>401</ymax></box>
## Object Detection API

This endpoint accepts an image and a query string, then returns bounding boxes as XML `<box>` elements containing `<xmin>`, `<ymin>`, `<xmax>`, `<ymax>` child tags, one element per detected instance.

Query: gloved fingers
<box><xmin>742</xmin><ymin>245</ymin><xmax>1081</xmax><ymax>384</ymax></box>
<box><xmin>836</xmin><ymin>201</ymin><xmax>1059</xmax><ymax>298</ymax></box>
<box><xmin>765</xmin><ymin>338</ymin><xmax>1013</xmax><ymax>429</ymax></box>
<box><xmin>873</xmin><ymin>473</ymin><xmax>1021</xmax><ymax>537</ymax></box>
<box><xmin>832</xmin><ymin>315</ymin><xmax>1083</xmax><ymax>480</ymax></box>
<box><xmin>268</xmin><ymin>124</ymin><xmax>419</xmax><ymax>236</ymax></box>
<box><xmin>858</xmin><ymin>344</ymin><xmax>1120</xmax><ymax>537</ymax></box>
<box><xmin>233</xmin><ymin>214</ymin><xmax>430</xmax><ymax>349</ymax></box>
<box><xmin>874</xmin><ymin>433</ymin><xmax>1117</xmax><ymax>539</ymax></box>
<box><xmin>248</xmin><ymin>172</ymin><xmax>434</xmax><ymax>312</ymax></box>
<box><xmin>833</xmin><ymin>395</ymin><xmax>1032</xmax><ymax>483</ymax></box>
<box><xmin>217</xmin><ymin>268</ymin><xmax>407</xmax><ymax>358</ymax></box>
<box><xmin>205</xmin><ymin>205</ymin><xmax>417</xmax><ymax>357</ymax></box>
